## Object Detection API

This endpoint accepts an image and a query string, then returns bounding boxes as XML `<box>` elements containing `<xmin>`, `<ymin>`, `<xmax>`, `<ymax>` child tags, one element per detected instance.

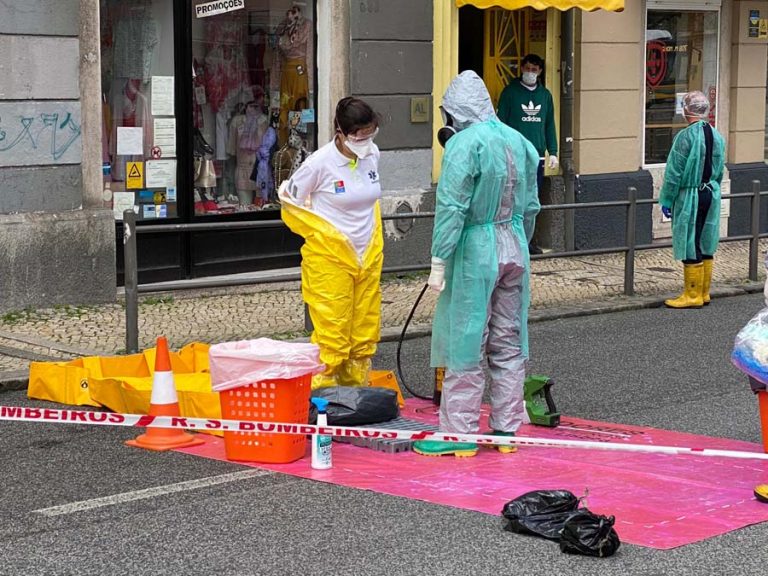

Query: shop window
<box><xmin>101</xmin><ymin>0</ymin><xmax>177</xmax><ymax>221</ymax></box>
<box><xmin>100</xmin><ymin>0</ymin><xmax>317</xmax><ymax>222</ymax></box>
<box><xmin>191</xmin><ymin>1</ymin><xmax>316</xmax><ymax>215</ymax></box>
<box><xmin>644</xmin><ymin>9</ymin><xmax>718</xmax><ymax>165</ymax></box>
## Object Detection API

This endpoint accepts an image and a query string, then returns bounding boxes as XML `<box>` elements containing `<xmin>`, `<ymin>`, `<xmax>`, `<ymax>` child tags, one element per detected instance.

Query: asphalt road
<box><xmin>1</xmin><ymin>293</ymin><xmax>768</xmax><ymax>575</ymax></box>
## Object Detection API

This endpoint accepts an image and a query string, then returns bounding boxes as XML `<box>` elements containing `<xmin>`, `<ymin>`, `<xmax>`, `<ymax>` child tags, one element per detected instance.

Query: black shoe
<box><xmin>193</xmin><ymin>128</ymin><xmax>214</xmax><ymax>156</ymax></box>
<box><xmin>528</xmin><ymin>243</ymin><xmax>543</xmax><ymax>255</ymax></box>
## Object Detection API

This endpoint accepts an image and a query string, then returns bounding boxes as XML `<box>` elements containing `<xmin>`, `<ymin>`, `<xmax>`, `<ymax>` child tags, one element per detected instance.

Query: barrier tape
<box><xmin>2</xmin><ymin>405</ymin><xmax>768</xmax><ymax>461</ymax></box>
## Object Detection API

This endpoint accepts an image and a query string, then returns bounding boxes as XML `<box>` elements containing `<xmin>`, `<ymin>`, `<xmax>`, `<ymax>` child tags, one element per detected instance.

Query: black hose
<box><xmin>396</xmin><ymin>283</ymin><xmax>432</xmax><ymax>400</ymax></box>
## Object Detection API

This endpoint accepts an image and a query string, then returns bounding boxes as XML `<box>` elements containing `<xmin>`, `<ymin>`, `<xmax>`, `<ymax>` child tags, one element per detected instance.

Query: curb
<box><xmin>0</xmin><ymin>371</ymin><xmax>29</xmax><ymax>392</ymax></box>
<box><xmin>1</xmin><ymin>282</ymin><xmax>763</xmax><ymax>392</ymax></box>
<box><xmin>381</xmin><ymin>281</ymin><xmax>764</xmax><ymax>343</ymax></box>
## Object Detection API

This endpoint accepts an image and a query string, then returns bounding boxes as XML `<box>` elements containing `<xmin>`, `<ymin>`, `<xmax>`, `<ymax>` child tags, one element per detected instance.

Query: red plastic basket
<box><xmin>219</xmin><ymin>373</ymin><xmax>312</xmax><ymax>463</ymax></box>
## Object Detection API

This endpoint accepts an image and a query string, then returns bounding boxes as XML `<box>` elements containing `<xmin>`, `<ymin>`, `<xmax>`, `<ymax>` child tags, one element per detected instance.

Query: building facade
<box><xmin>2</xmin><ymin>0</ymin><xmax>768</xmax><ymax>313</ymax></box>
<box><xmin>0</xmin><ymin>0</ymin><xmax>114</xmax><ymax>313</ymax></box>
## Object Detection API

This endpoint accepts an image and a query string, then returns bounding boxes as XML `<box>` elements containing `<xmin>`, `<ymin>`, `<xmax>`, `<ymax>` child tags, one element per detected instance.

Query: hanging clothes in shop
<box><xmin>250</xmin><ymin>125</ymin><xmax>278</xmax><ymax>205</ymax></box>
<box><xmin>109</xmin><ymin>78</ymin><xmax>153</xmax><ymax>181</ymax></box>
<box><xmin>203</xmin><ymin>16</ymin><xmax>248</xmax><ymax>114</ymax></box>
<box><xmin>112</xmin><ymin>2</ymin><xmax>159</xmax><ymax>83</ymax></box>
<box><xmin>228</xmin><ymin>103</ymin><xmax>269</xmax><ymax>206</ymax></box>
<box><xmin>272</xmin><ymin>6</ymin><xmax>314</xmax><ymax>144</ymax></box>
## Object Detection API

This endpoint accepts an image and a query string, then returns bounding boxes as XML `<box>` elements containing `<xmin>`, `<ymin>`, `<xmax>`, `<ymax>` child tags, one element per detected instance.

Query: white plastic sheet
<box><xmin>209</xmin><ymin>338</ymin><xmax>324</xmax><ymax>392</ymax></box>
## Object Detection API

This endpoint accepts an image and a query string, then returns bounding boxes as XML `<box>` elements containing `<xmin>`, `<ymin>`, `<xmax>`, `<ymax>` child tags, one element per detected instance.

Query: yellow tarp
<box><xmin>28</xmin><ymin>343</ymin><xmax>406</xmax><ymax>436</ymax></box>
<box><xmin>455</xmin><ymin>0</ymin><xmax>624</xmax><ymax>11</ymax></box>
<box><xmin>28</xmin><ymin>342</ymin><xmax>223</xmax><ymax>436</ymax></box>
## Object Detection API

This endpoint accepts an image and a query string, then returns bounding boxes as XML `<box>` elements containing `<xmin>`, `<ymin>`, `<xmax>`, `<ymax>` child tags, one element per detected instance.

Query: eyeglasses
<box><xmin>347</xmin><ymin>127</ymin><xmax>379</xmax><ymax>143</ymax></box>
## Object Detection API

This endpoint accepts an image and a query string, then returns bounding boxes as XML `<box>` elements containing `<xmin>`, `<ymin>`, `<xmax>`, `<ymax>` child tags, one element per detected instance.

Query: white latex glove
<box><xmin>427</xmin><ymin>257</ymin><xmax>446</xmax><ymax>293</ymax></box>
<box><xmin>547</xmin><ymin>155</ymin><xmax>559</xmax><ymax>170</ymax></box>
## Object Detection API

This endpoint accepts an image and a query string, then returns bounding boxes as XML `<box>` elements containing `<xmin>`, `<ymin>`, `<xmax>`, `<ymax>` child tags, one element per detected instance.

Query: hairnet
<box><xmin>683</xmin><ymin>91</ymin><xmax>709</xmax><ymax>118</ymax></box>
<box><xmin>441</xmin><ymin>71</ymin><xmax>496</xmax><ymax>129</ymax></box>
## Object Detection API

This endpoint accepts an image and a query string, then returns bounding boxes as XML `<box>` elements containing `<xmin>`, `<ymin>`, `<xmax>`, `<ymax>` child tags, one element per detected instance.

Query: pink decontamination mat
<box><xmin>178</xmin><ymin>399</ymin><xmax>768</xmax><ymax>549</ymax></box>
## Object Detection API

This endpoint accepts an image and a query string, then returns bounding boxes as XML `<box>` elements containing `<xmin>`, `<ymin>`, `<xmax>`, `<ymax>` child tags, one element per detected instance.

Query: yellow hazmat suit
<box><xmin>281</xmin><ymin>196</ymin><xmax>383</xmax><ymax>389</ymax></box>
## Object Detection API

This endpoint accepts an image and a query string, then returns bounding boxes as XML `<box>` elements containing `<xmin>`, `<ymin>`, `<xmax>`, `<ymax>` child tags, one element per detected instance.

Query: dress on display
<box><xmin>204</xmin><ymin>16</ymin><xmax>249</xmax><ymax>160</ymax></box>
<box><xmin>109</xmin><ymin>79</ymin><xmax>153</xmax><ymax>181</ymax></box>
<box><xmin>112</xmin><ymin>4</ymin><xmax>159</xmax><ymax>83</ymax></box>
<box><xmin>272</xmin><ymin>10</ymin><xmax>314</xmax><ymax>143</ymax></box>
<box><xmin>228</xmin><ymin>109</ymin><xmax>269</xmax><ymax>204</ymax></box>
<box><xmin>250</xmin><ymin>126</ymin><xmax>277</xmax><ymax>204</ymax></box>
<box><xmin>203</xmin><ymin>17</ymin><xmax>248</xmax><ymax>114</ymax></box>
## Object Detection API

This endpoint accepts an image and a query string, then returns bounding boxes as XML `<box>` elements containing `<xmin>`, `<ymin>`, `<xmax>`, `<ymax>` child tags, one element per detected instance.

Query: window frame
<box><xmin>642</xmin><ymin>4</ymin><xmax>721</xmax><ymax>169</ymax></box>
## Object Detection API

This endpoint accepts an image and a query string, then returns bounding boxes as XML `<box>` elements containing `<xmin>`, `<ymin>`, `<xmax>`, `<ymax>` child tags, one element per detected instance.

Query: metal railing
<box><xmin>123</xmin><ymin>180</ymin><xmax>767</xmax><ymax>353</ymax></box>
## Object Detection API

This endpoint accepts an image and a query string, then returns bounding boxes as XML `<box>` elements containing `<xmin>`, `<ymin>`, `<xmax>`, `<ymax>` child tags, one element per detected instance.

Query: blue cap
<box><xmin>311</xmin><ymin>397</ymin><xmax>329</xmax><ymax>412</ymax></box>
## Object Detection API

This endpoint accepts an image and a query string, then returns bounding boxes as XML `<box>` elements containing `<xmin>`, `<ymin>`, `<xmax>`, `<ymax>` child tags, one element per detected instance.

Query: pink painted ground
<box><xmin>178</xmin><ymin>400</ymin><xmax>768</xmax><ymax>549</ymax></box>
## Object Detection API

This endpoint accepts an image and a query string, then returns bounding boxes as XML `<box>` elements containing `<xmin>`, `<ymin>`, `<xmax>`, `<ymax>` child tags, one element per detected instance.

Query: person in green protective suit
<box><xmin>659</xmin><ymin>91</ymin><xmax>725</xmax><ymax>309</ymax></box>
<box><xmin>413</xmin><ymin>71</ymin><xmax>540</xmax><ymax>458</ymax></box>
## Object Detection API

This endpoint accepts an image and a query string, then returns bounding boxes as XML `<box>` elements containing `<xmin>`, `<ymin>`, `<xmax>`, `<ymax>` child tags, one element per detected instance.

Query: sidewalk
<box><xmin>1</xmin><ymin>240</ymin><xmax>765</xmax><ymax>389</ymax></box>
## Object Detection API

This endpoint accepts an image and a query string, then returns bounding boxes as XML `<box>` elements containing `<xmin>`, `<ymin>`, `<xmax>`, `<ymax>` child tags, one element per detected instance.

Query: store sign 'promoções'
<box><xmin>195</xmin><ymin>0</ymin><xmax>244</xmax><ymax>19</ymax></box>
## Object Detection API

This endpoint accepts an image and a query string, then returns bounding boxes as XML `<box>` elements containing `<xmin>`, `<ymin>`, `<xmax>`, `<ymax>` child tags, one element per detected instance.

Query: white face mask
<box><xmin>344</xmin><ymin>139</ymin><xmax>375</xmax><ymax>159</ymax></box>
<box><xmin>344</xmin><ymin>128</ymin><xmax>378</xmax><ymax>159</ymax></box>
<box><xmin>522</xmin><ymin>71</ymin><xmax>538</xmax><ymax>86</ymax></box>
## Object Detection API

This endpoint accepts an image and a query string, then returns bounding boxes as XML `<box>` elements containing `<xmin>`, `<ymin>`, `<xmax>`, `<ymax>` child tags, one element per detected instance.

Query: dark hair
<box><xmin>521</xmin><ymin>54</ymin><xmax>545</xmax><ymax>70</ymax></box>
<box><xmin>334</xmin><ymin>97</ymin><xmax>379</xmax><ymax>135</ymax></box>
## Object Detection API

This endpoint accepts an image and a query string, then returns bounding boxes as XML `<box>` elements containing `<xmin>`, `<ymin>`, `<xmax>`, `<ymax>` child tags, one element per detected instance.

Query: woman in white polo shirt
<box><xmin>280</xmin><ymin>97</ymin><xmax>383</xmax><ymax>389</ymax></box>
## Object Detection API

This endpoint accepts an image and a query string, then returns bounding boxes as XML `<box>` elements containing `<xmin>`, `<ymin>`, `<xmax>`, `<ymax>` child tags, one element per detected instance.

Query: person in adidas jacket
<box><xmin>497</xmin><ymin>54</ymin><xmax>557</xmax><ymax>254</ymax></box>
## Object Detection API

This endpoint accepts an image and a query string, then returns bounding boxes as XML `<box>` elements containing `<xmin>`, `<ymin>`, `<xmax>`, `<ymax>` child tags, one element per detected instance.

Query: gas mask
<box><xmin>438</xmin><ymin>107</ymin><xmax>458</xmax><ymax>148</ymax></box>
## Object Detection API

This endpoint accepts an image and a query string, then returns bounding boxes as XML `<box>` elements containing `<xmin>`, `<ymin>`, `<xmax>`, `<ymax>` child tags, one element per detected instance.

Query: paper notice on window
<box><xmin>151</xmin><ymin>76</ymin><xmax>175</xmax><ymax>116</ymax></box>
<box><xmin>153</xmin><ymin>118</ymin><xmax>177</xmax><ymax>158</ymax></box>
<box><xmin>113</xmin><ymin>192</ymin><xmax>136</xmax><ymax>221</ymax></box>
<box><xmin>116</xmin><ymin>127</ymin><xmax>143</xmax><ymax>155</ymax></box>
<box><xmin>146</xmin><ymin>160</ymin><xmax>177</xmax><ymax>188</ymax></box>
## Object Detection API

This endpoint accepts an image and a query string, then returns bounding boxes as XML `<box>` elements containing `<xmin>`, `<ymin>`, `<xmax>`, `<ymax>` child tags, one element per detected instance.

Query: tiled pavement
<box><xmin>1</xmin><ymin>240</ymin><xmax>765</xmax><ymax>387</ymax></box>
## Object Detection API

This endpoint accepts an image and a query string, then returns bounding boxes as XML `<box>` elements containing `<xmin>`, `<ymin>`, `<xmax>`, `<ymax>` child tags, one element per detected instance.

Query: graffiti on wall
<box><xmin>0</xmin><ymin>102</ymin><xmax>82</xmax><ymax>166</ymax></box>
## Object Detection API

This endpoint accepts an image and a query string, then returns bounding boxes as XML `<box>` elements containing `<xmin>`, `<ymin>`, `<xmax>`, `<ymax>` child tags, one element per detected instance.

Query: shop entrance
<box><xmin>458</xmin><ymin>6</ymin><xmax>549</xmax><ymax>108</ymax></box>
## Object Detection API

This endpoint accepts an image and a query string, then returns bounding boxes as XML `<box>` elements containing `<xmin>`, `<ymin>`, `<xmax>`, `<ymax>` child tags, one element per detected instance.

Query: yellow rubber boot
<box><xmin>337</xmin><ymin>358</ymin><xmax>371</xmax><ymax>387</ymax></box>
<box><xmin>702</xmin><ymin>259</ymin><xmax>713</xmax><ymax>305</ymax></box>
<box><xmin>312</xmin><ymin>370</ymin><xmax>339</xmax><ymax>390</ymax></box>
<box><xmin>665</xmin><ymin>263</ymin><xmax>704</xmax><ymax>309</ymax></box>
<box><xmin>490</xmin><ymin>431</ymin><xmax>518</xmax><ymax>454</ymax></box>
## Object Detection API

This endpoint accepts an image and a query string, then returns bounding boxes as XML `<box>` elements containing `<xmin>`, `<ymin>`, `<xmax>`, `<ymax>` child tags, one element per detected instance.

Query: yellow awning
<box><xmin>455</xmin><ymin>0</ymin><xmax>623</xmax><ymax>11</ymax></box>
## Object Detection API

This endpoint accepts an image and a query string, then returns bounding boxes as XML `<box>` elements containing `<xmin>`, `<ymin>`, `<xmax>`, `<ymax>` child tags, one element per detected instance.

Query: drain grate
<box><xmin>334</xmin><ymin>416</ymin><xmax>439</xmax><ymax>453</ymax></box>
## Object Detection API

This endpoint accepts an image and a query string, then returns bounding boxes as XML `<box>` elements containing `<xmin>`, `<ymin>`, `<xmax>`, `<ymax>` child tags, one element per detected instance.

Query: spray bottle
<box><xmin>310</xmin><ymin>397</ymin><xmax>332</xmax><ymax>469</ymax></box>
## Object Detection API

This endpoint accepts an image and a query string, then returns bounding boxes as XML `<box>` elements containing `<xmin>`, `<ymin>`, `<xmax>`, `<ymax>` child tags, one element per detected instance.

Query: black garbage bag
<box><xmin>501</xmin><ymin>490</ymin><xmax>580</xmax><ymax>540</ymax></box>
<box><xmin>308</xmin><ymin>386</ymin><xmax>399</xmax><ymax>426</ymax></box>
<box><xmin>559</xmin><ymin>509</ymin><xmax>621</xmax><ymax>557</ymax></box>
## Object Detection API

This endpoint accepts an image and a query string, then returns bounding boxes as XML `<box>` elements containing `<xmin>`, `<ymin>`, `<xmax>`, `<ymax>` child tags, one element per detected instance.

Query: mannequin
<box><xmin>272</xmin><ymin>4</ymin><xmax>313</xmax><ymax>144</ymax></box>
<box><xmin>227</xmin><ymin>91</ymin><xmax>268</xmax><ymax>207</ymax></box>
<box><xmin>273</xmin><ymin>129</ymin><xmax>310</xmax><ymax>195</ymax></box>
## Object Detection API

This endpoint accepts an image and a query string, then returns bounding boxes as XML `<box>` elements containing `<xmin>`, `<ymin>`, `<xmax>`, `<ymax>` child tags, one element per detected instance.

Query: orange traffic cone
<box><xmin>759</xmin><ymin>391</ymin><xmax>768</xmax><ymax>454</ymax></box>
<box><xmin>126</xmin><ymin>336</ymin><xmax>204</xmax><ymax>451</ymax></box>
